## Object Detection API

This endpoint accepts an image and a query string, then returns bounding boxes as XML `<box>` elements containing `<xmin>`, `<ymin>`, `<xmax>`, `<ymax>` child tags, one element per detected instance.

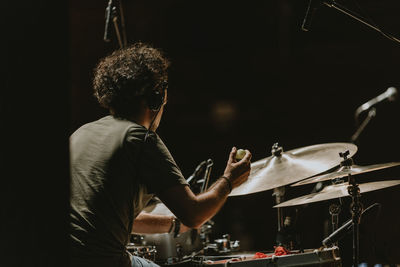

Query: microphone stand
<box><xmin>351</xmin><ymin>108</ymin><xmax>376</xmax><ymax>143</ymax></box>
<box><xmin>321</xmin><ymin>0</ymin><xmax>400</xmax><ymax>44</ymax></box>
<box><xmin>103</xmin><ymin>0</ymin><xmax>127</xmax><ymax>48</ymax></box>
<box><xmin>118</xmin><ymin>0</ymin><xmax>128</xmax><ymax>47</ymax></box>
<box><xmin>201</xmin><ymin>159</ymin><xmax>214</xmax><ymax>192</ymax></box>
<box><xmin>112</xmin><ymin>7</ymin><xmax>123</xmax><ymax>49</ymax></box>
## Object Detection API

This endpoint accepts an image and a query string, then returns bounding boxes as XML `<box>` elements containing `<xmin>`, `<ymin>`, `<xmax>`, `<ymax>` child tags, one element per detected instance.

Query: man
<box><xmin>69</xmin><ymin>43</ymin><xmax>252</xmax><ymax>267</ymax></box>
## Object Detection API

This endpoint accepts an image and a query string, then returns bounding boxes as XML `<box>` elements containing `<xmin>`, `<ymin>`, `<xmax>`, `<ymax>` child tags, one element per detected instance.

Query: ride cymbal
<box><xmin>229</xmin><ymin>143</ymin><xmax>357</xmax><ymax>196</ymax></box>
<box><xmin>274</xmin><ymin>180</ymin><xmax>400</xmax><ymax>208</ymax></box>
<box><xmin>292</xmin><ymin>162</ymin><xmax>400</xmax><ymax>187</ymax></box>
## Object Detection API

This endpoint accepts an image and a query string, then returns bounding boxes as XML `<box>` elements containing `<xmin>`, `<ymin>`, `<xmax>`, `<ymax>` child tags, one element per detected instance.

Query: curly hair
<box><xmin>93</xmin><ymin>42</ymin><xmax>170</xmax><ymax>117</ymax></box>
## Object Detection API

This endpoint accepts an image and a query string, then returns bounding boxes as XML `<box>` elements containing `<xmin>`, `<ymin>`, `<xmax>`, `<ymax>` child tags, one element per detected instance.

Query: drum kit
<box><xmin>128</xmin><ymin>142</ymin><xmax>400</xmax><ymax>266</ymax></box>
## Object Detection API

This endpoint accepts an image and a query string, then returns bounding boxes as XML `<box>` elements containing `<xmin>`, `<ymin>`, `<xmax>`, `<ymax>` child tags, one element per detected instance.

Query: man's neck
<box><xmin>109</xmin><ymin>104</ymin><xmax>155</xmax><ymax>129</ymax></box>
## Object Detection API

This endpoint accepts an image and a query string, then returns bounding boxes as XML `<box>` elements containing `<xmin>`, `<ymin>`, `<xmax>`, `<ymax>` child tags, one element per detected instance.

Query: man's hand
<box><xmin>157</xmin><ymin>148</ymin><xmax>251</xmax><ymax>229</ymax></box>
<box><xmin>223</xmin><ymin>147</ymin><xmax>252</xmax><ymax>189</ymax></box>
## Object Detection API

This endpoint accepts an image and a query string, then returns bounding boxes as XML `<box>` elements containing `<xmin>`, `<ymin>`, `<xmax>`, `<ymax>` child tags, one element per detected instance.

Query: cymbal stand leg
<box><xmin>347</xmin><ymin>174</ymin><xmax>363</xmax><ymax>267</ymax></box>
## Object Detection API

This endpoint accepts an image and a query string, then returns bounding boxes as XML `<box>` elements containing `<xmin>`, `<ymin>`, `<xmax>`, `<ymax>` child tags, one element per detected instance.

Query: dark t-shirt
<box><xmin>69</xmin><ymin>116</ymin><xmax>187</xmax><ymax>267</ymax></box>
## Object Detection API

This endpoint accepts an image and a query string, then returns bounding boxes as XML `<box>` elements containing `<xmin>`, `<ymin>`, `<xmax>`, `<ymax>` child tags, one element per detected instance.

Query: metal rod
<box><xmin>329</xmin><ymin>203</ymin><xmax>341</xmax><ymax>232</ymax></box>
<box><xmin>118</xmin><ymin>0</ymin><xmax>128</xmax><ymax>47</ymax></box>
<box><xmin>112</xmin><ymin>16</ymin><xmax>123</xmax><ymax>49</ymax></box>
<box><xmin>273</xmin><ymin>187</ymin><xmax>286</xmax><ymax>233</ymax></box>
<box><xmin>323</xmin><ymin>0</ymin><xmax>400</xmax><ymax>44</ymax></box>
<box><xmin>202</xmin><ymin>159</ymin><xmax>213</xmax><ymax>192</ymax></box>
<box><xmin>351</xmin><ymin>108</ymin><xmax>376</xmax><ymax>143</ymax></box>
<box><xmin>347</xmin><ymin>174</ymin><xmax>362</xmax><ymax>267</ymax></box>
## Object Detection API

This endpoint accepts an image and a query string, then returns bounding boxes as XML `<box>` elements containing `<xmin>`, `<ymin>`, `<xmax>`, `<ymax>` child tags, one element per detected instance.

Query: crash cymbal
<box><xmin>229</xmin><ymin>143</ymin><xmax>357</xmax><ymax>196</ymax></box>
<box><xmin>292</xmin><ymin>162</ymin><xmax>400</xmax><ymax>187</ymax></box>
<box><xmin>274</xmin><ymin>180</ymin><xmax>400</xmax><ymax>208</ymax></box>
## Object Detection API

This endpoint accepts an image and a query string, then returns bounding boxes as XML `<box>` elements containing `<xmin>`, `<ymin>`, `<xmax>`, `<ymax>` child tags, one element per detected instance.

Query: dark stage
<box><xmin>3</xmin><ymin>0</ymin><xmax>400</xmax><ymax>266</ymax></box>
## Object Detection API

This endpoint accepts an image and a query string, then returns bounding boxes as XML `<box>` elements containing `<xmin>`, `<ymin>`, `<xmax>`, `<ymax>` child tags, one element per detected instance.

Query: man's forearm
<box><xmin>158</xmin><ymin>178</ymin><xmax>231</xmax><ymax>229</ymax></box>
<box><xmin>132</xmin><ymin>212</ymin><xmax>174</xmax><ymax>234</ymax></box>
<box><xmin>132</xmin><ymin>212</ymin><xmax>191</xmax><ymax>234</ymax></box>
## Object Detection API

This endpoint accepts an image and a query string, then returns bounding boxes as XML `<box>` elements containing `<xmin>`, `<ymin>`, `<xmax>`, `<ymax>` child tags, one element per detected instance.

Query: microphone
<box><xmin>103</xmin><ymin>0</ymin><xmax>114</xmax><ymax>42</ymax></box>
<box><xmin>322</xmin><ymin>203</ymin><xmax>379</xmax><ymax>247</ymax></box>
<box><xmin>187</xmin><ymin>161</ymin><xmax>208</xmax><ymax>185</ymax></box>
<box><xmin>302</xmin><ymin>0</ymin><xmax>322</xmax><ymax>32</ymax></box>
<box><xmin>322</xmin><ymin>218</ymin><xmax>352</xmax><ymax>247</ymax></box>
<box><xmin>355</xmin><ymin>87</ymin><xmax>398</xmax><ymax>118</ymax></box>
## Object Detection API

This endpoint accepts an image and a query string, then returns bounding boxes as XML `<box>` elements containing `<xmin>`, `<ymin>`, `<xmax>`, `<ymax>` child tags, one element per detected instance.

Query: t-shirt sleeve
<box><xmin>124</xmin><ymin>126</ymin><xmax>188</xmax><ymax>194</ymax></box>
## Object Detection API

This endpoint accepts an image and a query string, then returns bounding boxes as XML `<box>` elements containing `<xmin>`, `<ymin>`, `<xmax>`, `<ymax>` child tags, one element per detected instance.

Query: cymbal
<box><xmin>292</xmin><ymin>162</ymin><xmax>400</xmax><ymax>187</ymax></box>
<box><xmin>274</xmin><ymin>180</ymin><xmax>400</xmax><ymax>208</ymax></box>
<box><xmin>229</xmin><ymin>143</ymin><xmax>357</xmax><ymax>196</ymax></box>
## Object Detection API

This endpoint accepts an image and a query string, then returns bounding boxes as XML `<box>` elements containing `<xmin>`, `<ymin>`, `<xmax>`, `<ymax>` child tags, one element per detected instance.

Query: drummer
<box><xmin>69</xmin><ymin>43</ymin><xmax>252</xmax><ymax>267</ymax></box>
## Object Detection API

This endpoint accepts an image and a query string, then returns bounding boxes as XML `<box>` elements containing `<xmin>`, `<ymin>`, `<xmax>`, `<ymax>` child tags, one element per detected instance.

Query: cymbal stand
<box><xmin>273</xmin><ymin>186</ymin><xmax>286</xmax><ymax>233</ymax></box>
<box><xmin>340</xmin><ymin>150</ymin><xmax>363</xmax><ymax>267</ymax></box>
<box><xmin>271</xmin><ymin>143</ymin><xmax>285</xmax><ymax>235</ymax></box>
<box><xmin>347</xmin><ymin>174</ymin><xmax>362</xmax><ymax>267</ymax></box>
<box><xmin>329</xmin><ymin>203</ymin><xmax>341</xmax><ymax>233</ymax></box>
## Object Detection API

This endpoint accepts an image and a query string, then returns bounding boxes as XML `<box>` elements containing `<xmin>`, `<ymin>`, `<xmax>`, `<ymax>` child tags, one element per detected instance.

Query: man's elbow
<box><xmin>178</xmin><ymin>205</ymin><xmax>207</xmax><ymax>229</ymax></box>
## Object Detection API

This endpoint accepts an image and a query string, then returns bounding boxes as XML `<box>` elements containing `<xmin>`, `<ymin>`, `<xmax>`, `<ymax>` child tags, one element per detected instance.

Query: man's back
<box><xmin>69</xmin><ymin>116</ymin><xmax>150</xmax><ymax>267</ymax></box>
<box><xmin>69</xmin><ymin>115</ymin><xmax>187</xmax><ymax>267</ymax></box>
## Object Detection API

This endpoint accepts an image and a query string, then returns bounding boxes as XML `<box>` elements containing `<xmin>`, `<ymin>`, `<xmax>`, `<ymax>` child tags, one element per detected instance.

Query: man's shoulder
<box><xmin>74</xmin><ymin>116</ymin><xmax>144</xmax><ymax>133</ymax></box>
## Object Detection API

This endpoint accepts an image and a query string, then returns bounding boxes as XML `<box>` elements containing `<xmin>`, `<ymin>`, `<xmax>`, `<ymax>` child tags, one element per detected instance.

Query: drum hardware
<box><xmin>328</xmin><ymin>203</ymin><xmax>341</xmax><ymax>238</ymax></box>
<box><xmin>199</xmin><ymin>220</ymin><xmax>214</xmax><ymax>244</ymax></box>
<box><xmin>203</xmin><ymin>234</ymin><xmax>240</xmax><ymax>255</ymax></box>
<box><xmin>187</xmin><ymin>160</ymin><xmax>208</xmax><ymax>192</ymax></box>
<box><xmin>276</xmin><ymin>150</ymin><xmax>400</xmax><ymax>266</ymax></box>
<box><xmin>273</xmin><ymin>186</ymin><xmax>285</xmax><ymax>233</ymax></box>
<box><xmin>201</xmin><ymin>159</ymin><xmax>214</xmax><ymax>193</ymax></box>
<box><xmin>273</xmin><ymin>185</ymin><xmax>297</xmax><ymax>249</ymax></box>
<box><xmin>130</xmin><ymin>233</ymin><xmax>145</xmax><ymax>244</ymax></box>
<box><xmin>322</xmin><ymin>202</ymin><xmax>380</xmax><ymax>248</ymax></box>
<box><xmin>126</xmin><ymin>243</ymin><xmax>157</xmax><ymax>262</ymax></box>
<box><xmin>187</xmin><ymin>159</ymin><xmax>214</xmax><ymax>194</ymax></box>
<box><xmin>343</xmin><ymin>151</ymin><xmax>362</xmax><ymax>267</ymax></box>
<box><xmin>192</xmin><ymin>247</ymin><xmax>341</xmax><ymax>266</ymax></box>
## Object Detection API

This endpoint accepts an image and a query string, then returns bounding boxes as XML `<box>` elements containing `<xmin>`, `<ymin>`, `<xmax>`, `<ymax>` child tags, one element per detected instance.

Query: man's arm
<box><xmin>132</xmin><ymin>212</ymin><xmax>190</xmax><ymax>234</ymax></box>
<box><xmin>157</xmin><ymin>147</ymin><xmax>251</xmax><ymax>229</ymax></box>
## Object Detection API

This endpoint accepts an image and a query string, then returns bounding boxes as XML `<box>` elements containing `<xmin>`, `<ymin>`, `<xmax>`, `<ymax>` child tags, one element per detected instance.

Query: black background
<box><xmin>3</xmin><ymin>0</ymin><xmax>400</xmax><ymax>266</ymax></box>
